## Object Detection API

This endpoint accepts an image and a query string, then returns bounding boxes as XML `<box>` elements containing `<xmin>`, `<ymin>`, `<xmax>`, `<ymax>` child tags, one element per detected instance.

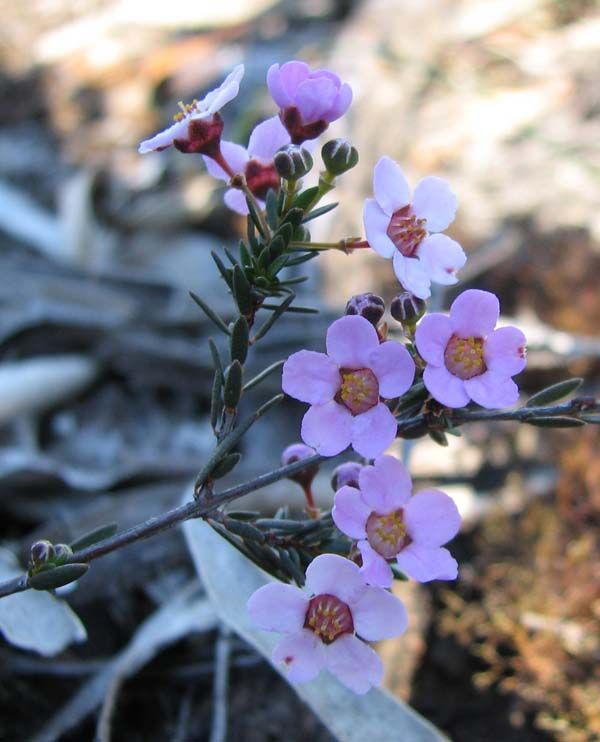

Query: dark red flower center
<box><xmin>173</xmin><ymin>113</ymin><xmax>224</xmax><ymax>157</ymax></box>
<box><xmin>337</xmin><ymin>367</ymin><xmax>380</xmax><ymax>415</ymax></box>
<box><xmin>444</xmin><ymin>334</ymin><xmax>486</xmax><ymax>380</ymax></box>
<box><xmin>280</xmin><ymin>106</ymin><xmax>329</xmax><ymax>145</ymax></box>
<box><xmin>245</xmin><ymin>159</ymin><xmax>281</xmax><ymax>201</ymax></box>
<box><xmin>386</xmin><ymin>205</ymin><xmax>427</xmax><ymax>257</ymax></box>
<box><xmin>304</xmin><ymin>593</ymin><xmax>354</xmax><ymax>644</ymax></box>
<box><xmin>366</xmin><ymin>510</ymin><xmax>408</xmax><ymax>558</ymax></box>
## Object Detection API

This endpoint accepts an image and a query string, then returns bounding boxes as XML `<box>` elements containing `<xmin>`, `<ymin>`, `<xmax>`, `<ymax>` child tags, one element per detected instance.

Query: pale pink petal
<box><xmin>267</xmin><ymin>62</ymin><xmax>306</xmax><ymax>108</ymax></box>
<box><xmin>412</xmin><ymin>175</ymin><xmax>457</xmax><ymax>232</ymax></box>
<box><xmin>301</xmin><ymin>401</ymin><xmax>353</xmax><ymax>457</ymax></box>
<box><xmin>332</xmin><ymin>486</ymin><xmax>370</xmax><ymax>539</ymax></box>
<box><xmin>201</xmin><ymin>64</ymin><xmax>244</xmax><ymax>114</ymax></box>
<box><xmin>404</xmin><ymin>489</ymin><xmax>461</xmax><ymax>547</ymax></box>
<box><xmin>204</xmin><ymin>141</ymin><xmax>248</xmax><ymax>180</ymax></box>
<box><xmin>326</xmin><ymin>82</ymin><xmax>353</xmax><ymax>120</ymax></box>
<box><xmin>282</xmin><ymin>350</ymin><xmax>340</xmax><ymax>404</ymax></box>
<box><xmin>392</xmin><ymin>252</ymin><xmax>431</xmax><ymax>299</ymax></box>
<box><xmin>248</xmin><ymin>115</ymin><xmax>291</xmax><ymax>160</ymax></box>
<box><xmin>450</xmin><ymin>289</ymin><xmax>499</xmax><ymax>338</ymax></box>
<box><xmin>326</xmin><ymin>315</ymin><xmax>380</xmax><ymax>369</ymax></box>
<box><xmin>423</xmin><ymin>364</ymin><xmax>470</xmax><ymax>408</ymax></box>
<box><xmin>415</xmin><ymin>313</ymin><xmax>453</xmax><ymax>366</ymax></box>
<box><xmin>295</xmin><ymin>77</ymin><xmax>338</xmax><ymax>122</ymax></box>
<box><xmin>351</xmin><ymin>585</ymin><xmax>408</xmax><ymax>640</ymax></box>
<box><xmin>363</xmin><ymin>199</ymin><xmax>396</xmax><ymax>258</ymax></box>
<box><xmin>139</xmin><ymin>118</ymin><xmax>188</xmax><ymax>154</ymax></box>
<box><xmin>247</xmin><ymin>583</ymin><xmax>308</xmax><ymax>633</ymax></box>
<box><xmin>418</xmin><ymin>234</ymin><xmax>466</xmax><ymax>286</ymax></box>
<box><xmin>396</xmin><ymin>544</ymin><xmax>458</xmax><ymax>582</ymax></box>
<box><xmin>358</xmin><ymin>454</ymin><xmax>412</xmax><ymax>513</ymax></box>
<box><xmin>278</xmin><ymin>61</ymin><xmax>311</xmax><ymax>99</ymax></box>
<box><xmin>368</xmin><ymin>341</ymin><xmax>415</xmax><ymax>399</ymax></box>
<box><xmin>484</xmin><ymin>327</ymin><xmax>527</xmax><ymax>376</ymax></box>
<box><xmin>272</xmin><ymin>629</ymin><xmax>325</xmax><ymax>683</ymax></box>
<box><xmin>351</xmin><ymin>403</ymin><xmax>397</xmax><ymax>459</ymax></box>
<box><xmin>324</xmin><ymin>634</ymin><xmax>383</xmax><ymax>694</ymax></box>
<box><xmin>373</xmin><ymin>156</ymin><xmax>411</xmax><ymax>216</ymax></box>
<box><xmin>223</xmin><ymin>188</ymin><xmax>249</xmax><ymax>215</ymax></box>
<box><xmin>357</xmin><ymin>540</ymin><xmax>393</xmax><ymax>588</ymax></box>
<box><xmin>464</xmin><ymin>370</ymin><xmax>519</xmax><ymax>409</ymax></box>
<box><xmin>305</xmin><ymin>553</ymin><xmax>366</xmax><ymax>604</ymax></box>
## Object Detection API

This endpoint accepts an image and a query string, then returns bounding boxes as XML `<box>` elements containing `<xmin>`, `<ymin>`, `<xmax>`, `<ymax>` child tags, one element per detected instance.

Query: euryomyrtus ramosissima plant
<box><xmin>2</xmin><ymin>60</ymin><xmax>599</xmax><ymax>712</ymax></box>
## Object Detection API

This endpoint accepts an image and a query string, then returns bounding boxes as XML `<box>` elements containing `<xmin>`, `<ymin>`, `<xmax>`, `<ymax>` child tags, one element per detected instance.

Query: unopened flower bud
<box><xmin>331</xmin><ymin>461</ymin><xmax>363</xmax><ymax>491</ymax></box>
<box><xmin>345</xmin><ymin>293</ymin><xmax>385</xmax><ymax>327</ymax></box>
<box><xmin>52</xmin><ymin>543</ymin><xmax>73</xmax><ymax>564</ymax></box>
<box><xmin>281</xmin><ymin>443</ymin><xmax>319</xmax><ymax>489</ymax></box>
<box><xmin>321</xmin><ymin>139</ymin><xmax>358</xmax><ymax>176</ymax></box>
<box><xmin>390</xmin><ymin>291</ymin><xmax>426</xmax><ymax>326</ymax></box>
<box><xmin>30</xmin><ymin>540</ymin><xmax>53</xmax><ymax>566</ymax></box>
<box><xmin>273</xmin><ymin>145</ymin><xmax>313</xmax><ymax>180</ymax></box>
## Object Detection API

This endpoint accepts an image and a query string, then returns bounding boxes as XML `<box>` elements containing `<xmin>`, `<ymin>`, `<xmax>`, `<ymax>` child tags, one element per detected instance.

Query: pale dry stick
<box><xmin>209</xmin><ymin>626</ymin><xmax>232</xmax><ymax>742</ymax></box>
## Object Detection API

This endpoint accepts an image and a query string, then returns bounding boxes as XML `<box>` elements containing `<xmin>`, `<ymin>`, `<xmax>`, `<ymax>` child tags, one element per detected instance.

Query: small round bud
<box><xmin>390</xmin><ymin>291</ymin><xmax>426</xmax><ymax>326</ymax></box>
<box><xmin>30</xmin><ymin>540</ymin><xmax>54</xmax><ymax>566</ymax></box>
<box><xmin>273</xmin><ymin>145</ymin><xmax>313</xmax><ymax>180</ymax></box>
<box><xmin>321</xmin><ymin>138</ymin><xmax>359</xmax><ymax>176</ymax></box>
<box><xmin>281</xmin><ymin>443</ymin><xmax>319</xmax><ymax>489</ymax></box>
<box><xmin>52</xmin><ymin>543</ymin><xmax>73</xmax><ymax>564</ymax></box>
<box><xmin>345</xmin><ymin>293</ymin><xmax>385</xmax><ymax>326</ymax></box>
<box><xmin>331</xmin><ymin>461</ymin><xmax>363</xmax><ymax>491</ymax></box>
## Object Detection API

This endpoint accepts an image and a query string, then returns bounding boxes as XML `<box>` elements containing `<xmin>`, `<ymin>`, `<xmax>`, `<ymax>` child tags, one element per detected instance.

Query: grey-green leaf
<box><xmin>29</xmin><ymin>563</ymin><xmax>89</xmax><ymax>591</ymax></box>
<box><xmin>526</xmin><ymin>378</ymin><xmax>583</xmax><ymax>407</ymax></box>
<box><xmin>70</xmin><ymin>524</ymin><xmax>118</xmax><ymax>552</ymax></box>
<box><xmin>526</xmin><ymin>416</ymin><xmax>585</xmax><ymax>428</ymax></box>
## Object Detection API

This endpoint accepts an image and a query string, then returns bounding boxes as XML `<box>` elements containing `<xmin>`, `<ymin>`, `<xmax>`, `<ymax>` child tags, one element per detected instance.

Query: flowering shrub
<box><xmin>2</xmin><ymin>59</ymin><xmax>599</xmax><ymax>717</ymax></box>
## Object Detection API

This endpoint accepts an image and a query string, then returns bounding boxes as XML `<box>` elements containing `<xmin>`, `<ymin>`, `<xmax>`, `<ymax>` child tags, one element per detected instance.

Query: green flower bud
<box><xmin>390</xmin><ymin>291</ymin><xmax>426</xmax><ymax>326</ymax></box>
<box><xmin>321</xmin><ymin>139</ymin><xmax>359</xmax><ymax>176</ymax></box>
<box><xmin>274</xmin><ymin>145</ymin><xmax>313</xmax><ymax>180</ymax></box>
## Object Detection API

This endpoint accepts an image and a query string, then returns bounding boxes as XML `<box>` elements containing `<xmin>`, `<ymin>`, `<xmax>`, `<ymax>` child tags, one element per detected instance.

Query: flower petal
<box><xmin>363</xmin><ymin>199</ymin><xmax>396</xmax><ymax>258</ymax></box>
<box><xmin>415</xmin><ymin>313</ymin><xmax>453</xmax><ymax>366</ymax></box>
<box><xmin>247</xmin><ymin>583</ymin><xmax>308</xmax><ymax>633</ymax></box>
<box><xmin>392</xmin><ymin>253</ymin><xmax>431</xmax><ymax>299</ymax></box>
<box><xmin>450</xmin><ymin>289</ymin><xmax>499</xmax><ymax>338</ymax></box>
<box><xmin>404</xmin><ymin>489</ymin><xmax>461</xmax><ymax>547</ymax></box>
<box><xmin>357</xmin><ymin>540</ymin><xmax>393</xmax><ymax>588</ymax></box>
<box><xmin>277</xmin><ymin>60</ymin><xmax>311</xmax><ymax>100</ymax></box>
<box><xmin>295</xmin><ymin>76</ymin><xmax>338</xmax><ymax>122</ymax></box>
<box><xmin>464</xmin><ymin>370</ymin><xmax>519</xmax><ymax>409</ymax></box>
<box><xmin>326</xmin><ymin>82</ymin><xmax>353</xmax><ymax>121</ymax></box>
<box><xmin>368</xmin><ymin>341</ymin><xmax>415</xmax><ymax>399</ymax></box>
<box><xmin>201</xmin><ymin>64</ymin><xmax>244</xmax><ymax>114</ymax></box>
<box><xmin>139</xmin><ymin>118</ymin><xmax>189</xmax><ymax>154</ymax></box>
<box><xmin>204</xmin><ymin>141</ymin><xmax>248</xmax><ymax>180</ymax></box>
<box><xmin>396</xmin><ymin>544</ymin><xmax>458</xmax><ymax>582</ymax></box>
<box><xmin>247</xmin><ymin>115</ymin><xmax>290</xmax><ymax>160</ymax></box>
<box><xmin>332</xmin><ymin>486</ymin><xmax>370</xmax><ymax>539</ymax></box>
<box><xmin>351</xmin><ymin>585</ymin><xmax>408</xmax><ymax>640</ymax></box>
<box><xmin>301</xmin><ymin>401</ymin><xmax>353</xmax><ymax>457</ymax></box>
<box><xmin>412</xmin><ymin>175</ymin><xmax>457</xmax><ymax>232</ymax></box>
<box><xmin>351</xmin><ymin>403</ymin><xmax>397</xmax><ymax>459</ymax></box>
<box><xmin>326</xmin><ymin>315</ymin><xmax>380</xmax><ymax>369</ymax></box>
<box><xmin>305</xmin><ymin>554</ymin><xmax>366</xmax><ymax>604</ymax></box>
<box><xmin>418</xmin><ymin>234</ymin><xmax>466</xmax><ymax>286</ymax></box>
<box><xmin>324</xmin><ymin>634</ymin><xmax>383</xmax><ymax>694</ymax></box>
<box><xmin>223</xmin><ymin>188</ymin><xmax>249</xmax><ymax>215</ymax></box>
<box><xmin>358</xmin><ymin>454</ymin><xmax>412</xmax><ymax>513</ymax></box>
<box><xmin>272</xmin><ymin>629</ymin><xmax>325</xmax><ymax>683</ymax></box>
<box><xmin>282</xmin><ymin>350</ymin><xmax>340</xmax><ymax>405</ymax></box>
<box><xmin>373</xmin><ymin>156</ymin><xmax>411</xmax><ymax>215</ymax></box>
<box><xmin>423</xmin><ymin>364</ymin><xmax>470</xmax><ymax>408</ymax></box>
<box><xmin>484</xmin><ymin>327</ymin><xmax>527</xmax><ymax>376</ymax></box>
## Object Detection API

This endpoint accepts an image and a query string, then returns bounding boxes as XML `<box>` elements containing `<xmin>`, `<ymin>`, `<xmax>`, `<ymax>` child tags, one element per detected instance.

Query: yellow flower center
<box><xmin>337</xmin><ymin>367</ymin><xmax>380</xmax><ymax>415</ymax></box>
<box><xmin>444</xmin><ymin>334</ymin><xmax>486</xmax><ymax>380</ymax></box>
<box><xmin>304</xmin><ymin>594</ymin><xmax>354</xmax><ymax>644</ymax></box>
<box><xmin>172</xmin><ymin>100</ymin><xmax>198</xmax><ymax>122</ymax></box>
<box><xmin>366</xmin><ymin>510</ymin><xmax>408</xmax><ymax>558</ymax></box>
<box><xmin>387</xmin><ymin>205</ymin><xmax>427</xmax><ymax>257</ymax></box>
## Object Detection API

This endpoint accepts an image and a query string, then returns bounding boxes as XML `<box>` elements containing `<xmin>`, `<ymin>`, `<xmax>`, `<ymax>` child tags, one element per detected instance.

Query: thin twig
<box><xmin>209</xmin><ymin>626</ymin><xmax>232</xmax><ymax>742</ymax></box>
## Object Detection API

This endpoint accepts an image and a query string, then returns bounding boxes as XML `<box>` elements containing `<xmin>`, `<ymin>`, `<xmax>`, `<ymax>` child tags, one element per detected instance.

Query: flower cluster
<box><xmin>139</xmin><ymin>60</ymin><xmax>529</xmax><ymax>696</ymax></box>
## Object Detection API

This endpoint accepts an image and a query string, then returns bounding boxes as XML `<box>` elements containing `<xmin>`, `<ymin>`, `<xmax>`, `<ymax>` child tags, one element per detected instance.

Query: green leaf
<box><xmin>189</xmin><ymin>291</ymin><xmax>230</xmax><ymax>335</ymax></box>
<box><xmin>252</xmin><ymin>293</ymin><xmax>295</xmax><ymax>342</ymax></box>
<box><xmin>268</xmin><ymin>235</ymin><xmax>286</xmax><ymax>260</ymax></box>
<box><xmin>232</xmin><ymin>265</ymin><xmax>252</xmax><ymax>315</ymax></box>
<box><xmin>246</xmin><ymin>216</ymin><xmax>259</xmax><ymax>253</ymax></box>
<box><xmin>223</xmin><ymin>360</ymin><xmax>243</xmax><ymax>409</ymax></box>
<box><xmin>526</xmin><ymin>416</ymin><xmax>585</xmax><ymax>428</ymax></box>
<box><xmin>273</xmin><ymin>222</ymin><xmax>293</xmax><ymax>246</ymax></box>
<box><xmin>526</xmin><ymin>378</ymin><xmax>583</xmax><ymax>407</ymax></box>
<box><xmin>261</xmin><ymin>304</ymin><xmax>318</xmax><ymax>314</ymax></box>
<box><xmin>265</xmin><ymin>189</ymin><xmax>279</xmax><ymax>229</ymax></box>
<box><xmin>284</xmin><ymin>251</ymin><xmax>319</xmax><ymax>267</ymax></box>
<box><xmin>210</xmin><ymin>452</ymin><xmax>242</xmax><ymax>479</ymax></box>
<box><xmin>29</xmin><ymin>563</ymin><xmax>89</xmax><ymax>591</ymax></box>
<box><xmin>208</xmin><ymin>338</ymin><xmax>223</xmax><ymax>378</ymax></box>
<box><xmin>581</xmin><ymin>414</ymin><xmax>600</xmax><ymax>424</ymax></box>
<box><xmin>282</xmin><ymin>207</ymin><xmax>304</xmax><ymax>228</ymax></box>
<box><xmin>211</xmin><ymin>251</ymin><xmax>232</xmax><ymax>286</ymax></box>
<box><xmin>223</xmin><ymin>246</ymin><xmax>239</xmax><ymax>267</ymax></box>
<box><xmin>69</xmin><ymin>524</ymin><xmax>118</xmax><ymax>552</ymax></box>
<box><xmin>245</xmin><ymin>195</ymin><xmax>268</xmax><ymax>238</ymax></box>
<box><xmin>210</xmin><ymin>369</ymin><xmax>223</xmax><ymax>431</ymax></box>
<box><xmin>293</xmin><ymin>186</ymin><xmax>319</xmax><ymax>211</ymax></box>
<box><xmin>302</xmin><ymin>202</ymin><xmax>339</xmax><ymax>223</ymax></box>
<box><xmin>429</xmin><ymin>430</ymin><xmax>449</xmax><ymax>446</ymax></box>
<box><xmin>230</xmin><ymin>316</ymin><xmax>249</xmax><ymax>364</ymax></box>
<box><xmin>239</xmin><ymin>241</ymin><xmax>253</xmax><ymax>268</ymax></box>
<box><xmin>223</xmin><ymin>517</ymin><xmax>265</xmax><ymax>543</ymax></box>
<box><xmin>243</xmin><ymin>360</ymin><xmax>284</xmax><ymax>392</ymax></box>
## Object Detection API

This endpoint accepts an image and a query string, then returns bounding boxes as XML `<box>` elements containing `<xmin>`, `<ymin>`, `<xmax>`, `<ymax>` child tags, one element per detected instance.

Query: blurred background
<box><xmin>0</xmin><ymin>0</ymin><xmax>599</xmax><ymax>740</ymax></box>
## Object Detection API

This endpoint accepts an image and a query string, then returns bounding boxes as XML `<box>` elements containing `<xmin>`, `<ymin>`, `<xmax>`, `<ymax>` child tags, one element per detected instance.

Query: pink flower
<box><xmin>363</xmin><ymin>157</ymin><xmax>467</xmax><ymax>299</ymax></box>
<box><xmin>267</xmin><ymin>61</ymin><xmax>352</xmax><ymax>144</ymax></box>
<box><xmin>282</xmin><ymin>315</ymin><xmax>415</xmax><ymax>458</ymax></box>
<box><xmin>138</xmin><ymin>64</ymin><xmax>244</xmax><ymax>155</ymax></box>
<box><xmin>202</xmin><ymin>115</ymin><xmax>290</xmax><ymax>214</ymax></box>
<box><xmin>332</xmin><ymin>455</ymin><xmax>461</xmax><ymax>587</ymax></box>
<box><xmin>247</xmin><ymin>553</ymin><xmax>407</xmax><ymax>694</ymax></box>
<box><xmin>415</xmin><ymin>289</ymin><xmax>527</xmax><ymax>409</ymax></box>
